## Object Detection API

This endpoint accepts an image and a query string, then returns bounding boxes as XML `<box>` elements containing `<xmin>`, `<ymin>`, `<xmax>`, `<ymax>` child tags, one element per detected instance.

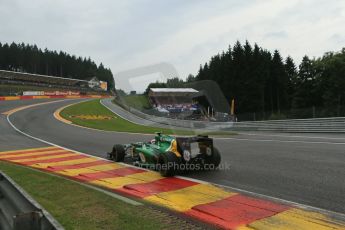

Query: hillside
<box><xmin>0</xmin><ymin>42</ymin><xmax>114</xmax><ymax>89</ymax></box>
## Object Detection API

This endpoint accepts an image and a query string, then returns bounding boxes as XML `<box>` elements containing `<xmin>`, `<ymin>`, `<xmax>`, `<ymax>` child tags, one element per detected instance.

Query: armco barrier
<box><xmin>111</xmin><ymin>100</ymin><xmax>345</xmax><ymax>133</ymax></box>
<box><xmin>128</xmin><ymin>107</ymin><xmax>234</xmax><ymax>130</ymax></box>
<box><xmin>0</xmin><ymin>171</ymin><xmax>63</xmax><ymax>230</ymax></box>
<box><xmin>230</xmin><ymin>117</ymin><xmax>345</xmax><ymax>133</ymax></box>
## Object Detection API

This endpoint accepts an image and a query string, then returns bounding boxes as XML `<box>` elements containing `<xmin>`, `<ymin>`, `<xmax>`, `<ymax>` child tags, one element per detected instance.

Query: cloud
<box><xmin>0</xmin><ymin>0</ymin><xmax>345</xmax><ymax>91</ymax></box>
<box><xmin>264</xmin><ymin>31</ymin><xmax>288</xmax><ymax>39</ymax></box>
<box><xmin>329</xmin><ymin>34</ymin><xmax>345</xmax><ymax>44</ymax></box>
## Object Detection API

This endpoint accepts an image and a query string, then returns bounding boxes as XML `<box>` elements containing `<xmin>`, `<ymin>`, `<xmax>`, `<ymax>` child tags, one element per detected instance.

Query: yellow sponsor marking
<box><xmin>0</xmin><ymin>146</ymin><xmax>58</xmax><ymax>155</ymax></box>
<box><xmin>56</xmin><ymin>163</ymin><xmax>124</xmax><ymax>177</ymax></box>
<box><xmin>247</xmin><ymin>208</ymin><xmax>345</xmax><ymax>230</ymax></box>
<box><xmin>65</xmin><ymin>96</ymin><xmax>82</xmax><ymax>99</ymax></box>
<box><xmin>70</xmin><ymin>114</ymin><xmax>116</xmax><ymax>120</ymax></box>
<box><xmin>0</xmin><ymin>149</ymin><xmax>68</xmax><ymax>159</ymax></box>
<box><xmin>30</xmin><ymin>157</ymin><xmax>98</xmax><ymax>169</ymax></box>
<box><xmin>4</xmin><ymin>96</ymin><xmax>21</xmax><ymax>100</ymax></box>
<box><xmin>11</xmin><ymin>153</ymin><xmax>76</xmax><ymax>163</ymax></box>
<box><xmin>145</xmin><ymin>183</ymin><xmax>235</xmax><ymax>212</ymax></box>
<box><xmin>33</xmin><ymin>96</ymin><xmax>51</xmax><ymax>99</ymax></box>
<box><xmin>90</xmin><ymin>171</ymin><xmax>162</xmax><ymax>189</ymax></box>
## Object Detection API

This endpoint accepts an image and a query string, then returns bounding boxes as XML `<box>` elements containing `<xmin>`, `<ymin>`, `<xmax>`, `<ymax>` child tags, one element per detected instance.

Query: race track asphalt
<box><xmin>0</xmin><ymin>99</ymin><xmax>64</xmax><ymax>151</ymax></box>
<box><xmin>2</xmin><ymin>99</ymin><xmax>345</xmax><ymax>214</ymax></box>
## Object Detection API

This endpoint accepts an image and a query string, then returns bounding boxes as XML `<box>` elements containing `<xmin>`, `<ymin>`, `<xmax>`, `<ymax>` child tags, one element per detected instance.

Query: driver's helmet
<box><xmin>150</xmin><ymin>139</ymin><xmax>156</xmax><ymax>144</ymax></box>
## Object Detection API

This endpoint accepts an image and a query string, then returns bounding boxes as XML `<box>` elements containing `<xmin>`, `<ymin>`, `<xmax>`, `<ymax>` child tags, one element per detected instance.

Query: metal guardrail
<box><xmin>111</xmin><ymin>99</ymin><xmax>345</xmax><ymax>133</ymax></box>
<box><xmin>0</xmin><ymin>171</ymin><xmax>63</xmax><ymax>230</ymax></box>
<box><xmin>128</xmin><ymin>107</ymin><xmax>233</xmax><ymax>130</ymax></box>
<box><xmin>112</xmin><ymin>99</ymin><xmax>233</xmax><ymax>130</ymax></box>
<box><xmin>230</xmin><ymin>117</ymin><xmax>345</xmax><ymax>132</ymax></box>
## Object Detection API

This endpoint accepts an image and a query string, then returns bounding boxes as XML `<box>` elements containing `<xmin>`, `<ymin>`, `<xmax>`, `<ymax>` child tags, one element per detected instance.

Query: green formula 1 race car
<box><xmin>108</xmin><ymin>133</ymin><xmax>221</xmax><ymax>176</ymax></box>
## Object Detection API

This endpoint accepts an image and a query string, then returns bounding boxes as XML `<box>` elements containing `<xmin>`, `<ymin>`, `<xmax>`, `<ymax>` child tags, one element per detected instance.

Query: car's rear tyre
<box><xmin>205</xmin><ymin>147</ymin><xmax>221</xmax><ymax>169</ymax></box>
<box><xmin>157</xmin><ymin>152</ymin><xmax>179</xmax><ymax>177</ymax></box>
<box><xmin>111</xmin><ymin>144</ymin><xmax>125</xmax><ymax>162</ymax></box>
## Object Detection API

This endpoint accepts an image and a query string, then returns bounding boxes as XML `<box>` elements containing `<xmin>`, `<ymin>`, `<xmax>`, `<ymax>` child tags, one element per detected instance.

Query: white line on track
<box><xmin>7</xmin><ymin>159</ymin><xmax>142</xmax><ymax>206</ymax></box>
<box><xmin>53</xmin><ymin>99</ymin><xmax>190</xmax><ymax>137</ymax></box>
<box><xmin>201</xmin><ymin>179</ymin><xmax>345</xmax><ymax>219</ymax></box>
<box><xmin>100</xmin><ymin>99</ymin><xmax>191</xmax><ymax>131</ymax></box>
<box><xmin>52</xmin><ymin>99</ymin><xmax>157</xmax><ymax>136</ymax></box>
<box><xmin>100</xmin><ymin>99</ymin><xmax>151</xmax><ymax>127</ymax></box>
<box><xmin>101</xmin><ymin>99</ymin><xmax>345</xmax><ymax>144</ymax></box>
<box><xmin>5</xmin><ymin>100</ymin><xmax>345</xmax><ymax>220</ymax></box>
<box><xmin>5</xmin><ymin>101</ymin><xmax>142</xmax><ymax>206</ymax></box>
<box><xmin>10</xmin><ymin>105</ymin><xmax>345</xmax><ymax>218</ymax></box>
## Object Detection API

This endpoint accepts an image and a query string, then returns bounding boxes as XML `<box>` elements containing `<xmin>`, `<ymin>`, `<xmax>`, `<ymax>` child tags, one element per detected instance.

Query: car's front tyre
<box><xmin>110</xmin><ymin>144</ymin><xmax>125</xmax><ymax>162</ymax></box>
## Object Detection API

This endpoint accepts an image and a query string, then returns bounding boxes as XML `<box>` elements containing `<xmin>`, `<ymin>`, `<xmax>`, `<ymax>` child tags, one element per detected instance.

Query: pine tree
<box><xmin>0</xmin><ymin>42</ymin><xmax>115</xmax><ymax>90</ymax></box>
<box><xmin>284</xmin><ymin>56</ymin><xmax>297</xmax><ymax>108</ymax></box>
<box><xmin>270</xmin><ymin>50</ymin><xmax>288</xmax><ymax>114</ymax></box>
<box><xmin>291</xmin><ymin>56</ymin><xmax>316</xmax><ymax>117</ymax></box>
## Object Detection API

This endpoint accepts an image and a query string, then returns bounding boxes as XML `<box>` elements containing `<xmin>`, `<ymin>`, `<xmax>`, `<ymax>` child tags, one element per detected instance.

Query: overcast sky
<box><xmin>1</xmin><ymin>0</ymin><xmax>344</xmax><ymax>91</ymax></box>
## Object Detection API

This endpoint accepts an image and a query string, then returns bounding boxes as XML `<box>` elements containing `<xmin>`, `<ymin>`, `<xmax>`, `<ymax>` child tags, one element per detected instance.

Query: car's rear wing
<box><xmin>176</xmin><ymin>136</ymin><xmax>213</xmax><ymax>156</ymax></box>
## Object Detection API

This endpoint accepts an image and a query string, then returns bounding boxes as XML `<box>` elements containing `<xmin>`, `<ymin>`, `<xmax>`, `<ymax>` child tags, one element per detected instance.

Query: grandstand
<box><xmin>149</xmin><ymin>88</ymin><xmax>198</xmax><ymax>110</ymax></box>
<box><xmin>147</xmin><ymin>88</ymin><xmax>206</xmax><ymax>120</ymax></box>
<box><xmin>0</xmin><ymin>70</ymin><xmax>110</xmax><ymax>96</ymax></box>
<box><xmin>146</xmin><ymin>87</ymin><xmax>231</xmax><ymax>121</ymax></box>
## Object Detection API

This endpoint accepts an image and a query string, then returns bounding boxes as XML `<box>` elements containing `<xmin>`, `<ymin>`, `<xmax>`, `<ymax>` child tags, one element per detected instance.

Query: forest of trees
<box><xmin>0</xmin><ymin>42</ymin><xmax>114</xmax><ymax>90</ymax></box>
<box><xmin>146</xmin><ymin>41</ymin><xmax>345</xmax><ymax>120</ymax></box>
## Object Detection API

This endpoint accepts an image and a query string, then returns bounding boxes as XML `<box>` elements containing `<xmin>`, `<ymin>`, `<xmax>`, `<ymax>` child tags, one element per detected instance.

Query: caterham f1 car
<box><xmin>108</xmin><ymin>133</ymin><xmax>221</xmax><ymax>176</ymax></box>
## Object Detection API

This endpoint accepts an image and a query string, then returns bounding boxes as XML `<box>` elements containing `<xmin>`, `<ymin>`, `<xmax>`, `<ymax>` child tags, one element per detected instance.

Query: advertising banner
<box><xmin>23</xmin><ymin>91</ymin><xmax>44</xmax><ymax>96</ymax></box>
<box><xmin>99</xmin><ymin>81</ymin><xmax>108</xmax><ymax>91</ymax></box>
<box><xmin>43</xmin><ymin>91</ymin><xmax>80</xmax><ymax>96</ymax></box>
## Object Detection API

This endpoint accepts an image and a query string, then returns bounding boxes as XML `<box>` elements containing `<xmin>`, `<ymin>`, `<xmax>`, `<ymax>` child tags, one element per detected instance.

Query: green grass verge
<box><xmin>60</xmin><ymin>99</ymin><xmax>235</xmax><ymax>136</ymax></box>
<box><xmin>60</xmin><ymin>99</ymin><xmax>191</xmax><ymax>135</ymax></box>
<box><xmin>122</xmin><ymin>94</ymin><xmax>151</xmax><ymax>110</ymax></box>
<box><xmin>0</xmin><ymin>161</ymin><xmax>187</xmax><ymax>229</ymax></box>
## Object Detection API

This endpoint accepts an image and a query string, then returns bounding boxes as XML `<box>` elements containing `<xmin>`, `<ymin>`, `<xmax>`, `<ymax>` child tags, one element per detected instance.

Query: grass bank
<box><xmin>0</xmin><ymin>161</ymin><xmax>195</xmax><ymax>229</ymax></box>
<box><xmin>122</xmin><ymin>94</ymin><xmax>151</xmax><ymax>110</ymax></box>
<box><xmin>60</xmin><ymin>99</ymin><xmax>235</xmax><ymax>136</ymax></box>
